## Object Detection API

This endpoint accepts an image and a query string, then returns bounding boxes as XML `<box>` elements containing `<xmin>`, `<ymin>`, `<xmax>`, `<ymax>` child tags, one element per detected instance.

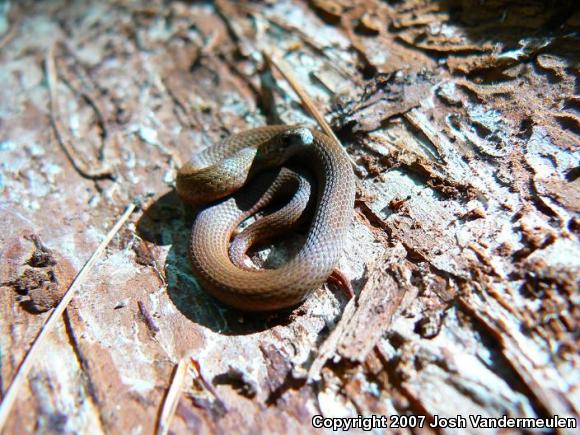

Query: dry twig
<box><xmin>46</xmin><ymin>47</ymin><xmax>113</xmax><ymax>179</ymax></box>
<box><xmin>0</xmin><ymin>203</ymin><xmax>136</xmax><ymax>431</ymax></box>
<box><xmin>0</xmin><ymin>19</ymin><xmax>19</xmax><ymax>50</ymax></box>
<box><xmin>265</xmin><ymin>51</ymin><xmax>339</xmax><ymax>142</ymax></box>
<box><xmin>265</xmin><ymin>51</ymin><xmax>361</xmax><ymax>174</ymax></box>
<box><xmin>156</xmin><ymin>359</ymin><xmax>188</xmax><ymax>435</ymax></box>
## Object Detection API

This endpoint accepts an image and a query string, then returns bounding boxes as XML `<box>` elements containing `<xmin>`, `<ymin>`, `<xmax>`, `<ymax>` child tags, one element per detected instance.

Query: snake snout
<box><xmin>284</xmin><ymin>127</ymin><xmax>313</xmax><ymax>147</ymax></box>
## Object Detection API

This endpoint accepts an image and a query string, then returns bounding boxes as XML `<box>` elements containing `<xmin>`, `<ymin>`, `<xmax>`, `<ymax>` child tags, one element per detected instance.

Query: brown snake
<box><xmin>176</xmin><ymin>125</ymin><xmax>355</xmax><ymax>311</ymax></box>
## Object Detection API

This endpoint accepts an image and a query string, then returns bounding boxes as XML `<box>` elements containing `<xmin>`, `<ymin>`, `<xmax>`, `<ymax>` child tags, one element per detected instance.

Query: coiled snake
<box><xmin>176</xmin><ymin>125</ymin><xmax>355</xmax><ymax>311</ymax></box>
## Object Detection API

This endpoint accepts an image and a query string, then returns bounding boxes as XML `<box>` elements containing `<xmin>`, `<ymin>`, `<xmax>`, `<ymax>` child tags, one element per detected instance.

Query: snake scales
<box><xmin>176</xmin><ymin>125</ymin><xmax>355</xmax><ymax>311</ymax></box>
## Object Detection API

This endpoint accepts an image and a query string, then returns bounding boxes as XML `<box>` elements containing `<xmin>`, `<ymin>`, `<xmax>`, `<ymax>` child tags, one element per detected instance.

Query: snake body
<box><xmin>176</xmin><ymin>125</ymin><xmax>355</xmax><ymax>311</ymax></box>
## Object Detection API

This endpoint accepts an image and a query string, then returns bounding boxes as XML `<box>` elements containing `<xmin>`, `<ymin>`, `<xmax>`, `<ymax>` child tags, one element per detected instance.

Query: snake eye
<box><xmin>297</xmin><ymin>127</ymin><xmax>314</xmax><ymax>145</ymax></box>
<box><xmin>280</xmin><ymin>127</ymin><xmax>313</xmax><ymax>148</ymax></box>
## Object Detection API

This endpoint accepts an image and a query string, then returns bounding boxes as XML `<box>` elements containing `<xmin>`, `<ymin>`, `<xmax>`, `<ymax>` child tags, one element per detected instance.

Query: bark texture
<box><xmin>0</xmin><ymin>0</ymin><xmax>578</xmax><ymax>434</ymax></box>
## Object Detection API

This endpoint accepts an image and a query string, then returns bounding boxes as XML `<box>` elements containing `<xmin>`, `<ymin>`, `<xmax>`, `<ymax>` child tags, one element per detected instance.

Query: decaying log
<box><xmin>0</xmin><ymin>0</ymin><xmax>578</xmax><ymax>433</ymax></box>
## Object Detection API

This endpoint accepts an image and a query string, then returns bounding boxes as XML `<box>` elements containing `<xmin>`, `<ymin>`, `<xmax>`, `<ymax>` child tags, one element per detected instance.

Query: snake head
<box><xmin>279</xmin><ymin>126</ymin><xmax>314</xmax><ymax>147</ymax></box>
<box><xmin>257</xmin><ymin>126</ymin><xmax>314</xmax><ymax>166</ymax></box>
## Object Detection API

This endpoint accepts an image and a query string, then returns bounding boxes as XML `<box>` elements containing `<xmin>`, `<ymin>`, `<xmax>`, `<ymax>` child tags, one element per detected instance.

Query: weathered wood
<box><xmin>0</xmin><ymin>0</ymin><xmax>578</xmax><ymax>433</ymax></box>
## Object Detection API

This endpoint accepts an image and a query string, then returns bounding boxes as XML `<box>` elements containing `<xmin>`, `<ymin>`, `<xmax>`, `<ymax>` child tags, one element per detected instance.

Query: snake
<box><xmin>176</xmin><ymin>125</ymin><xmax>355</xmax><ymax>311</ymax></box>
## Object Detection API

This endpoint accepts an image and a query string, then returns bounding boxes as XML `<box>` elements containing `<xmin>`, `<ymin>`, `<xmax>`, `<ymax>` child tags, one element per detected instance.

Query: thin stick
<box><xmin>256</xmin><ymin>13</ymin><xmax>357</xmax><ymax>84</ymax></box>
<box><xmin>0</xmin><ymin>19</ymin><xmax>19</xmax><ymax>50</ymax></box>
<box><xmin>0</xmin><ymin>203</ymin><xmax>136</xmax><ymax>431</ymax></box>
<box><xmin>265</xmin><ymin>51</ymin><xmax>339</xmax><ymax>143</ymax></box>
<box><xmin>46</xmin><ymin>47</ymin><xmax>112</xmax><ymax>179</ymax></box>
<box><xmin>265</xmin><ymin>51</ymin><xmax>360</xmax><ymax>172</ymax></box>
<box><xmin>156</xmin><ymin>359</ymin><xmax>188</xmax><ymax>435</ymax></box>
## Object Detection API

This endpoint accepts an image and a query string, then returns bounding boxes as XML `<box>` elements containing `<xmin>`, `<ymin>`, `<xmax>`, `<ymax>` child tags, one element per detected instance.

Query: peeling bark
<box><xmin>0</xmin><ymin>0</ymin><xmax>578</xmax><ymax>434</ymax></box>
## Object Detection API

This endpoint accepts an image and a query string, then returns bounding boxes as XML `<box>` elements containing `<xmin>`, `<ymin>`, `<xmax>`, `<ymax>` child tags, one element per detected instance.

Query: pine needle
<box><xmin>156</xmin><ymin>359</ymin><xmax>188</xmax><ymax>435</ymax></box>
<box><xmin>264</xmin><ymin>50</ymin><xmax>359</xmax><ymax>171</ymax></box>
<box><xmin>0</xmin><ymin>203</ymin><xmax>136</xmax><ymax>431</ymax></box>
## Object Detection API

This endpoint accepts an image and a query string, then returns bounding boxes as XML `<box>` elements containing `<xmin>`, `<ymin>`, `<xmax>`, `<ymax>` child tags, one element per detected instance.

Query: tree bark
<box><xmin>0</xmin><ymin>0</ymin><xmax>578</xmax><ymax>433</ymax></box>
